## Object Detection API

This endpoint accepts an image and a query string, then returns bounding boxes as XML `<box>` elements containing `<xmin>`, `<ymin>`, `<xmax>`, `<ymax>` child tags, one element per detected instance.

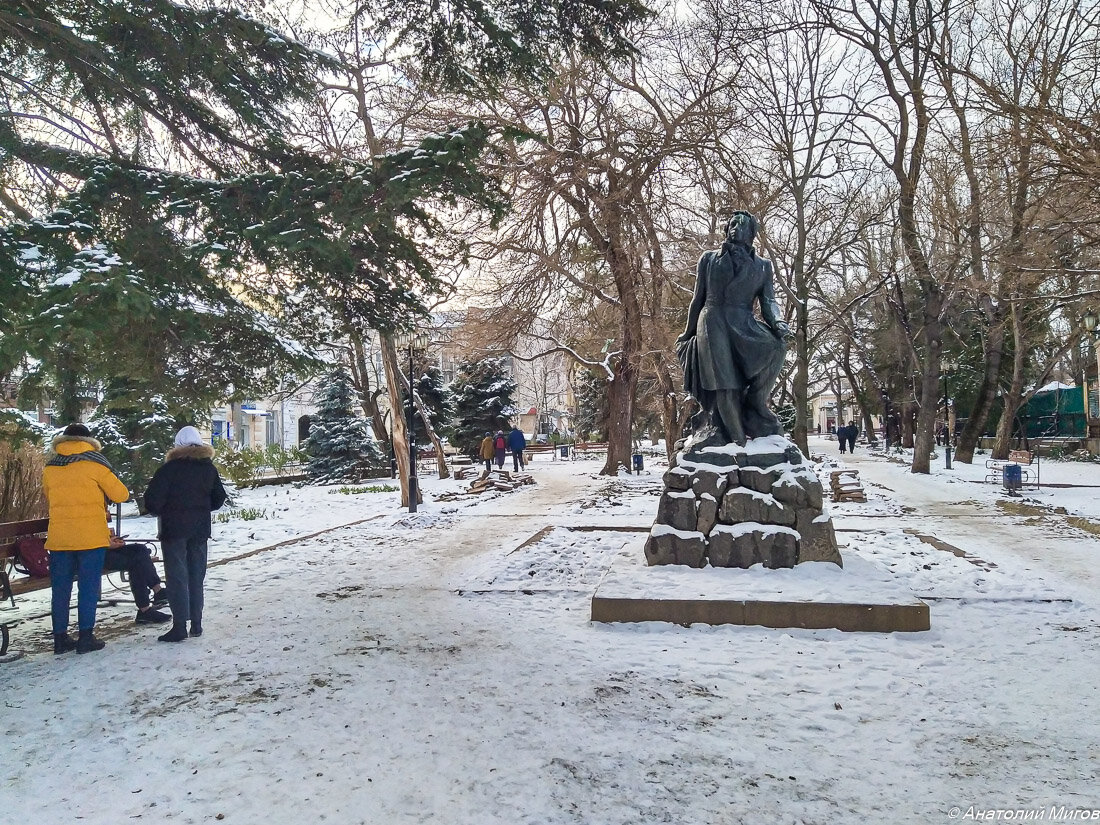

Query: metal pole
<box><xmin>1095</xmin><ymin>341</ymin><xmax>1100</xmax><ymax>426</ymax></box>
<box><xmin>407</xmin><ymin>342</ymin><xmax>418</xmax><ymax>513</ymax></box>
<box><xmin>944</xmin><ymin>370</ymin><xmax>953</xmax><ymax>469</ymax></box>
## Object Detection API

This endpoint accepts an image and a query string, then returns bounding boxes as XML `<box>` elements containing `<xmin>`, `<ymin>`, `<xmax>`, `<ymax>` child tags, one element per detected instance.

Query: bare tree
<box><xmin>735</xmin><ymin>5</ymin><xmax>878</xmax><ymax>454</ymax></box>
<box><xmin>458</xmin><ymin>3</ymin><xmax>754</xmax><ymax>472</ymax></box>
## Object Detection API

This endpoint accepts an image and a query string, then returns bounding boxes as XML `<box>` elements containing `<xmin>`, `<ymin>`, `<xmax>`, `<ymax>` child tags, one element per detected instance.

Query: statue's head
<box><xmin>725</xmin><ymin>211</ymin><xmax>758</xmax><ymax>247</ymax></box>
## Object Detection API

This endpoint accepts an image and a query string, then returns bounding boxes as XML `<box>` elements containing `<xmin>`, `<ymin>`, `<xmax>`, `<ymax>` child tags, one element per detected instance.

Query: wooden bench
<box><xmin>984</xmin><ymin>450</ymin><xmax>1035</xmax><ymax>486</ymax></box>
<box><xmin>523</xmin><ymin>444</ymin><xmax>560</xmax><ymax>463</ymax></box>
<box><xmin>571</xmin><ymin>442</ymin><xmax>609</xmax><ymax>460</ymax></box>
<box><xmin>830</xmin><ymin>469</ymin><xmax>867</xmax><ymax>503</ymax></box>
<box><xmin>1</xmin><ymin>508</ymin><xmax>145</xmax><ymax>658</ymax></box>
<box><xmin>0</xmin><ymin>517</ymin><xmax>51</xmax><ymax>656</ymax></box>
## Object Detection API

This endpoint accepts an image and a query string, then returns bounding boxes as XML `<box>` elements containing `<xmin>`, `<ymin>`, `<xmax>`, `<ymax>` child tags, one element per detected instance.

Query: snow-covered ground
<box><xmin>2</xmin><ymin>438</ymin><xmax>1099</xmax><ymax>823</ymax></box>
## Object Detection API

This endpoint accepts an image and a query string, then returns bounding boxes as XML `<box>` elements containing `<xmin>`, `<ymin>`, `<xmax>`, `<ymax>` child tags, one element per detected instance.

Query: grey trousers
<box><xmin>161</xmin><ymin>535</ymin><xmax>208</xmax><ymax>626</ymax></box>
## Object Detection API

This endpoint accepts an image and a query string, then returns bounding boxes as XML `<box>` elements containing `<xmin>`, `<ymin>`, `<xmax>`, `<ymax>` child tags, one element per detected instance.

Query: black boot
<box><xmin>136</xmin><ymin>607</ymin><xmax>172</xmax><ymax>624</ymax></box>
<box><xmin>53</xmin><ymin>633</ymin><xmax>77</xmax><ymax>655</ymax></box>
<box><xmin>189</xmin><ymin>622</ymin><xmax>203</xmax><ymax>637</ymax></box>
<box><xmin>158</xmin><ymin>623</ymin><xmax>188</xmax><ymax>642</ymax></box>
<box><xmin>76</xmin><ymin>629</ymin><xmax>105</xmax><ymax>654</ymax></box>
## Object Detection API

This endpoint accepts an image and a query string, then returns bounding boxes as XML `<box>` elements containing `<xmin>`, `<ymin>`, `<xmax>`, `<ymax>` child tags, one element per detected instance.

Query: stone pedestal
<box><xmin>644</xmin><ymin>434</ymin><xmax>842</xmax><ymax>569</ymax></box>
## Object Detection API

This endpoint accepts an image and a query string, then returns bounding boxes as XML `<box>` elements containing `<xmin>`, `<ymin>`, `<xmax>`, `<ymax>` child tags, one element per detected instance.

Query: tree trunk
<box><xmin>954</xmin><ymin>319</ymin><xmax>1006</xmax><ymax>463</ymax></box>
<box><xmin>652</xmin><ymin>358</ymin><xmax>682</xmax><ymax>466</ymax></box>
<box><xmin>992</xmin><ymin>305</ymin><xmax>1028</xmax><ymax>460</ymax></box>
<box><xmin>901</xmin><ymin>398</ymin><xmax>915</xmax><ymax>448</ymax></box>
<box><xmin>57</xmin><ymin>351</ymin><xmax>82</xmax><ymax>423</ymax></box>
<box><xmin>380</xmin><ymin>335</ymin><xmax>421</xmax><ymax>508</ymax></box>
<box><xmin>399</xmin><ymin>373</ymin><xmax>451</xmax><ymax>480</ymax></box>
<box><xmin>911</xmin><ymin>355</ymin><xmax>939</xmax><ymax>474</ymax></box>
<box><xmin>599</xmin><ymin>232</ymin><xmax>643</xmax><ymax>476</ymax></box>
<box><xmin>601</xmin><ymin>356</ymin><xmax>638</xmax><ymax>475</ymax></box>
<box><xmin>838</xmin><ymin>348</ymin><xmax>877</xmax><ymax>446</ymax></box>
<box><xmin>349</xmin><ymin>330</ymin><xmax>391</xmax><ymax>456</ymax></box>
<box><xmin>791</xmin><ymin>310</ymin><xmax>810</xmax><ymax>456</ymax></box>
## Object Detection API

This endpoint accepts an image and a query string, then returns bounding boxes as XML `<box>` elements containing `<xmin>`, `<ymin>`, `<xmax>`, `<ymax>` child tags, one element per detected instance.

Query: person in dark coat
<box><xmin>508</xmin><ymin>426</ymin><xmax>527</xmax><ymax>471</ymax></box>
<box><xmin>144</xmin><ymin>426</ymin><xmax>227</xmax><ymax>642</ymax></box>
<box><xmin>493</xmin><ymin>431</ymin><xmax>507</xmax><ymax>469</ymax></box>
<box><xmin>845</xmin><ymin>421</ymin><xmax>859</xmax><ymax>453</ymax></box>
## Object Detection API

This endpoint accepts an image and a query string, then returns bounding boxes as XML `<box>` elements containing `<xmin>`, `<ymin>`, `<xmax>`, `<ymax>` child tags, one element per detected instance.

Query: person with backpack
<box><xmin>42</xmin><ymin>423</ymin><xmax>131</xmax><ymax>655</ymax></box>
<box><xmin>144</xmin><ymin>426</ymin><xmax>228</xmax><ymax>642</ymax></box>
<box><xmin>508</xmin><ymin>426</ymin><xmax>527</xmax><ymax>471</ymax></box>
<box><xmin>493</xmin><ymin>430</ymin><xmax>507</xmax><ymax>469</ymax></box>
<box><xmin>479</xmin><ymin>431</ymin><xmax>495</xmax><ymax>472</ymax></box>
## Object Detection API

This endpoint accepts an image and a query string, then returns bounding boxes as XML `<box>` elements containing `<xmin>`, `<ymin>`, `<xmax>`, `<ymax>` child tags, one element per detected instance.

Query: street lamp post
<box><xmin>395</xmin><ymin>331</ymin><xmax>430</xmax><ymax>513</ymax></box>
<box><xmin>881</xmin><ymin>390</ymin><xmax>892</xmax><ymax>452</ymax></box>
<box><xmin>941</xmin><ymin>358</ymin><xmax>958</xmax><ymax>469</ymax></box>
<box><xmin>1083</xmin><ymin>312</ymin><xmax>1100</xmax><ymax>443</ymax></box>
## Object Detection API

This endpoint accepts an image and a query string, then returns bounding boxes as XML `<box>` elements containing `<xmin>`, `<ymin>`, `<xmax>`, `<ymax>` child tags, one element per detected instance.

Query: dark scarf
<box><xmin>46</xmin><ymin>451</ymin><xmax>116</xmax><ymax>471</ymax></box>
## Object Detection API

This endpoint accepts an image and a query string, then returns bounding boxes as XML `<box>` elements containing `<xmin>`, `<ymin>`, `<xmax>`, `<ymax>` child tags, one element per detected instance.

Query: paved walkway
<box><xmin>835</xmin><ymin>448</ymin><xmax>1100</xmax><ymax>602</ymax></box>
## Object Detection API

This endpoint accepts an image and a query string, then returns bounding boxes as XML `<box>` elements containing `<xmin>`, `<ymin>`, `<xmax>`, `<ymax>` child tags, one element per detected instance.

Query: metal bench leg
<box><xmin>1</xmin><ymin>624</ymin><xmax>9</xmax><ymax>657</ymax></box>
<box><xmin>0</xmin><ymin>571</ymin><xmax>12</xmax><ymax>608</ymax></box>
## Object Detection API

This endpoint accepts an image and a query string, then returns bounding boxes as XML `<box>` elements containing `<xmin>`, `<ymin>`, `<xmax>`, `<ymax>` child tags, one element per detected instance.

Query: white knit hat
<box><xmin>174</xmin><ymin>426</ymin><xmax>204</xmax><ymax>447</ymax></box>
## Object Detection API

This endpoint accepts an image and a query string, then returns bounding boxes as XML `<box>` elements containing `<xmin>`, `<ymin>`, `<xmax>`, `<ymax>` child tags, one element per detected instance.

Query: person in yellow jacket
<box><xmin>478</xmin><ymin>431</ymin><xmax>494</xmax><ymax>472</ymax></box>
<box><xmin>42</xmin><ymin>423</ymin><xmax>130</xmax><ymax>655</ymax></box>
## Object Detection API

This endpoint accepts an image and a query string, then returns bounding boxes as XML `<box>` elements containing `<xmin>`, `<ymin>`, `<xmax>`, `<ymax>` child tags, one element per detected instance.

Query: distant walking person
<box><xmin>479</xmin><ymin>431</ymin><xmax>495</xmax><ymax>472</ymax></box>
<box><xmin>845</xmin><ymin>421</ymin><xmax>859</xmax><ymax>453</ymax></box>
<box><xmin>493</xmin><ymin>430</ymin><xmax>507</xmax><ymax>469</ymax></box>
<box><xmin>144</xmin><ymin>426</ymin><xmax>227</xmax><ymax>642</ymax></box>
<box><xmin>43</xmin><ymin>423</ymin><xmax>130</xmax><ymax>654</ymax></box>
<box><xmin>508</xmin><ymin>426</ymin><xmax>527</xmax><ymax>471</ymax></box>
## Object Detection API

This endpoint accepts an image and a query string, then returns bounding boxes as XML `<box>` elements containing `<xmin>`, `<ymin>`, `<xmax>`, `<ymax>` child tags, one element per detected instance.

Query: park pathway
<box><xmin>836</xmin><ymin>447</ymin><xmax>1100</xmax><ymax>603</ymax></box>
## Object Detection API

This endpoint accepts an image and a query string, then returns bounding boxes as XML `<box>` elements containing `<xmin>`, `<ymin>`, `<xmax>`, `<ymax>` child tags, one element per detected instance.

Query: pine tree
<box><xmin>449</xmin><ymin>358</ymin><xmax>517</xmax><ymax>456</ymax></box>
<box><xmin>0</xmin><ymin>0</ymin><xmax>647</xmax><ymax>418</ymax></box>
<box><xmin>88</xmin><ymin>382</ymin><xmax>181</xmax><ymax>510</ymax></box>
<box><xmin>411</xmin><ymin>356</ymin><xmax>451</xmax><ymax>444</ymax></box>
<box><xmin>574</xmin><ymin>369</ymin><xmax>609</xmax><ymax>442</ymax></box>
<box><xmin>306</xmin><ymin>368</ymin><xmax>384</xmax><ymax>484</ymax></box>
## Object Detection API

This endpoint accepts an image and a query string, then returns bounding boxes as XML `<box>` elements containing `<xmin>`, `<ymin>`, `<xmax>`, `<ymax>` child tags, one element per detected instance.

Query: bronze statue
<box><xmin>676</xmin><ymin>211</ymin><xmax>789</xmax><ymax>445</ymax></box>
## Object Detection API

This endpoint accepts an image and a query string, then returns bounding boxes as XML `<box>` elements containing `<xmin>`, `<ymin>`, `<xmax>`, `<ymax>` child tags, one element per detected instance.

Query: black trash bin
<box><xmin>1003</xmin><ymin>463</ymin><xmax>1022</xmax><ymax>492</ymax></box>
<box><xmin>559</xmin><ymin>444</ymin><xmax>569</xmax><ymax>459</ymax></box>
<box><xmin>632</xmin><ymin>453</ymin><xmax>644</xmax><ymax>472</ymax></box>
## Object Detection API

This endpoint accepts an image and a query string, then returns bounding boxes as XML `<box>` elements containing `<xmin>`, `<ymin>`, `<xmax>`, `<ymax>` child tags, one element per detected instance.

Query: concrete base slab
<box><xmin>591</xmin><ymin>542</ymin><xmax>929</xmax><ymax>633</ymax></box>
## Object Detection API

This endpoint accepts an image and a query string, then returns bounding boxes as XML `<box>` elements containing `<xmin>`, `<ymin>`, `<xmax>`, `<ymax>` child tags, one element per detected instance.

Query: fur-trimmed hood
<box><xmin>49</xmin><ymin>433</ymin><xmax>103</xmax><ymax>455</ymax></box>
<box><xmin>166</xmin><ymin>443</ymin><xmax>215</xmax><ymax>462</ymax></box>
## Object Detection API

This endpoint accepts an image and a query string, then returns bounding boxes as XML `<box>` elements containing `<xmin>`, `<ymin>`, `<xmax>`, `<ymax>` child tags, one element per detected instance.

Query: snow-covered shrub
<box><xmin>213</xmin><ymin>442</ymin><xmax>267</xmax><ymax>487</ymax></box>
<box><xmin>0</xmin><ymin>420</ymin><xmax>47</xmax><ymax>522</ymax></box>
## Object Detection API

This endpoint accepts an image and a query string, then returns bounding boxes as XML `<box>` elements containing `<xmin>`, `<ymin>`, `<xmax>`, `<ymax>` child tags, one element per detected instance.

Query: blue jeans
<box><xmin>49</xmin><ymin>548</ymin><xmax>107</xmax><ymax>634</ymax></box>
<box><xmin>161</xmin><ymin>536</ymin><xmax>208</xmax><ymax>626</ymax></box>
